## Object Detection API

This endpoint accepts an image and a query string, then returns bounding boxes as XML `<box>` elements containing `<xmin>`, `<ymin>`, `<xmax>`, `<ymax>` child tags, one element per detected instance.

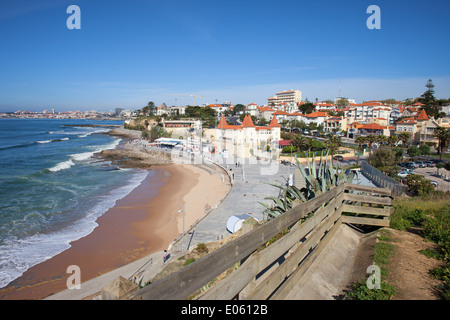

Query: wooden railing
<box><xmin>129</xmin><ymin>183</ymin><xmax>393</xmax><ymax>300</ymax></box>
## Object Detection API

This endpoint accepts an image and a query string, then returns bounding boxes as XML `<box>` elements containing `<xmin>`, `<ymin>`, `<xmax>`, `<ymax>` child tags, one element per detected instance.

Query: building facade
<box><xmin>267</xmin><ymin>90</ymin><xmax>302</xmax><ymax>108</ymax></box>
<box><xmin>206</xmin><ymin>115</ymin><xmax>281</xmax><ymax>159</ymax></box>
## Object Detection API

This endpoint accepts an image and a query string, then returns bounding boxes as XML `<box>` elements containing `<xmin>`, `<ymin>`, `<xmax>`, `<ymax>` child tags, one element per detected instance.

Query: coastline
<box><xmin>0</xmin><ymin>128</ymin><xmax>231</xmax><ymax>300</ymax></box>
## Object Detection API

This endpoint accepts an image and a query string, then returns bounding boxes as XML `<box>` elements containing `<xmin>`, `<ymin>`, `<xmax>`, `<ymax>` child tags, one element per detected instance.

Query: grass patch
<box><xmin>183</xmin><ymin>257</ymin><xmax>196</xmax><ymax>266</ymax></box>
<box><xmin>346</xmin><ymin>280</ymin><xmax>396</xmax><ymax>300</ymax></box>
<box><xmin>389</xmin><ymin>194</ymin><xmax>450</xmax><ymax>300</ymax></box>
<box><xmin>345</xmin><ymin>229</ymin><xmax>396</xmax><ymax>300</ymax></box>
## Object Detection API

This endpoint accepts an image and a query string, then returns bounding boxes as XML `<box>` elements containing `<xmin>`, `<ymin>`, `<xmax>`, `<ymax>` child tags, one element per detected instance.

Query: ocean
<box><xmin>0</xmin><ymin>119</ymin><xmax>149</xmax><ymax>288</ymax></box>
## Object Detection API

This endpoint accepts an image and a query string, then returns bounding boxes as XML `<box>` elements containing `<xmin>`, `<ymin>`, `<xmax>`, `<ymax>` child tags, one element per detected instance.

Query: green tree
<box><xmin>336</xmin><ymin>98</ymin><xmax>350</xmax><ymax>108</ymax></box>
<box><xmin>368</xmin><ymin>149</ymin><xmax>396</xmax><ymax>170</ymax></box>
<box><xmin>292</xmin><ymin>134</ymin><xmax>310</xmax><ymax>151</ymax></box>
<box><xmin>327</xmin><ymin>135</ymin><xmax>343</xmax><ymax>162</ymax></box>
<box><xmin>145</xmin><ymin>101</ymin><xmax>156</xmax><ymax>115</ymax></box>
<box><xmin>397</xmin><ymin>132</ymin><xmax>412</xmax><ymax>149</ymax></box>
<box><xmin>299</xmin><ymin>102</ymin><xmax>316</xmax><ymax>115</ymax></box>
<box><xmin>365</xmin><ymin>134</ymin><xmax>378</xmax><ymax>155</ymax></box>
<box><xmin>434</xmin><ymin>126</ymin><xmax>450</xmax><ymax>160</ymax></box>
<box><xmin>258</xmin><ymin>117</ymin><xmax>268</xmax><ymax>126</ymax></box>
<box><xmin>418</xmin><ymin>144</ymin><xmax>431</xmax><ymax>156</ymax></box>
<box><xmin>419</xmin><ymin>79</ymin><xmax>440</xmax><ymax>118</ymax></box>
<box><xmin>408</xmin><ymin>145</ymin><xmax>420</xmax><ymax>158</ymax></box>
<box><xmin>387</xmin><ymin>135</ymin><xmax>398</xmax><ymax>149</ymax></box>
<box><xmin>404</xmin><ymin>174</ymin><xmax>435</xmax><ymax>196</ymax></box>
<box><xmin>233</xmin><ymin>104</ymin><xmax>246</xmax><ymax>115</ymax></box>
<box><xmin>355</xmin><ymin>136</ymin><xmax>366</xmax><ymax>165</ymax></box>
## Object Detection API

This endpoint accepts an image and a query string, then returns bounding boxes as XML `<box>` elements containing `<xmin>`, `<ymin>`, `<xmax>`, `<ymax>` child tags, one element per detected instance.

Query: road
<box><xmin>407</xmin><ymin>166</ymin><xmax>450</xmax><ymax>192</ymax></box>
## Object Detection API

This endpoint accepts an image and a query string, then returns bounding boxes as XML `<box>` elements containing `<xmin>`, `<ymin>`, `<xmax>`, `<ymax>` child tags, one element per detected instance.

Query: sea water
<box><xmin>0</xmin><ymin>119</ymin><xmax>149</xmax><ymax>288</ymax></box>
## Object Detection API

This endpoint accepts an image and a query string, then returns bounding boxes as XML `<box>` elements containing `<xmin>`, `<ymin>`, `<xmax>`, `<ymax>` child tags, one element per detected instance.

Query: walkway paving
<box><xmin>46</xmin><ymin>159</ymin><xmax>293</xmax><ymax>299</ymax></box>
<box><xmin>46</xmin><ymin>155</ymin><xmax>375</xmax><ymax>300</ymax></box>
<box><xmin>169</xmin><ymin>159</ymin><xmax>293</xmax><ymax>253</ymax></box>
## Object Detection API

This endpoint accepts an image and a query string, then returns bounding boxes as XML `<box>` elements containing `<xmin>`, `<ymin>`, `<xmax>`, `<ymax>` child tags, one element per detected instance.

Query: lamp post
<box><xmin>178</xmin><ymin>204</ymin><xmax>185</xmax><ymax>252</ymax></box>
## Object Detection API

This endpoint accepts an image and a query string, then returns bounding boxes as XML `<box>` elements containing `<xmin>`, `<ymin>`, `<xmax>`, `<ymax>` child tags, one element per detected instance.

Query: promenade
<box><xmin>45</xmin><ymin>156</ymin><xmax>293</xmax><ymax>299</ymax></box>
<box><xmin>46</xmin><ymin>149</ymin><xmax>374</xmax><ymax>300</ymax></box>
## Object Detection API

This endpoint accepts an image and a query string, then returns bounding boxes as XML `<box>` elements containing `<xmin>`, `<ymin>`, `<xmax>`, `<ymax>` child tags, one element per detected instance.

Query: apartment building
<box><xmin>267</xmin><ymin>90</ymin><xmax>302</xmax><ymax>108</ymax></box>
<box><xmin>344</xmin><ymin>102</ymin><xmax>392</xmax><ymax>122</ymax></box>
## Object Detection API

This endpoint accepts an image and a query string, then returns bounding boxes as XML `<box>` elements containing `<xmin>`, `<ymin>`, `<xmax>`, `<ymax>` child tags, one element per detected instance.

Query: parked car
<box><xmin>415</xmin><ymin>161</ymin><xmax>426</xmax><ymax>168</ymax></box>
<box><xmin>398</xmin><ymin>169</ymin><xmax>413</xmax><ymax>178</ymax></box>
<box><xmin>406</xmin><ymin>162</ymin><xmax>418</xmax><ymax>169</ymax></box>
<box><xmin>397</xmin><ymin>162</ymin><xmax>407</xmax><ymax>168</ymax></box>
<box><xmin>333</xmin><ymin>155</ymin><xmax>344</xmax><ymax>161</ymax></box>
<box><xmin>425</xmin><ymin>161</ymin><xmax>435</xmax><ymax>167</ymax></box>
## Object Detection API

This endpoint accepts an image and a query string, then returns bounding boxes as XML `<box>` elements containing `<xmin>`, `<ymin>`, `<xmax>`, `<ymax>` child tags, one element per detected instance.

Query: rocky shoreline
<box><xmin>94</xmin><ymin>127</ymin><xmax>172</xmax><ymax>169</ymax></box>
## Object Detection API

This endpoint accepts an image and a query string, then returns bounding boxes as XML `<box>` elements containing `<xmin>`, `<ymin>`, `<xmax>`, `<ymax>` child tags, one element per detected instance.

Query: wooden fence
<box><xmin>129</xmin><ymin>183</ymin><xmax>393</xmax><ymax>300</ymax></box>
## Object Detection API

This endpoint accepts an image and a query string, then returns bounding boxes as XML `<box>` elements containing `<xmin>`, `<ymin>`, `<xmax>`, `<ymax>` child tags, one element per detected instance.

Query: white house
<box><xmin>206</xmin><ymin>114</ymin><xmax>281</xmax><ymax>159</ymax></box>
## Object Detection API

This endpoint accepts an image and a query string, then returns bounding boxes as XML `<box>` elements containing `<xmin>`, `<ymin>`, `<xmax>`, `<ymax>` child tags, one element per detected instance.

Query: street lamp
<box><xmin>178</xmin><ymin>204</ymin><xmax>185</xmax><ymax>252</ymax></box>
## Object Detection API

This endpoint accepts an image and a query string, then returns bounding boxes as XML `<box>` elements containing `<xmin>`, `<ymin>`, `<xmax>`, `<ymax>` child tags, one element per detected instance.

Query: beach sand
<box><xmin>0</xmin><ymin>163</ymin><xmax>230</xmax><ymax>300</ymax></box>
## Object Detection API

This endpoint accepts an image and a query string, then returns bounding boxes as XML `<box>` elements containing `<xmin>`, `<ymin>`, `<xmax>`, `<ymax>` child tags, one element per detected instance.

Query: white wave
<box><xmin>88</xmin><ymin>138</ymin><xmax>121</xmax><ymax>154</ymax></box>
<box><xmin>77</xmin><ymin>128</ymin><xmax>109</xmax><ymax>138</ymax></box>
<box><xmin>70</xmin><ymin>151</ymin><xmax>94</xmax><ymax>161</ymax></box>
<box><xmin>0</xmin><ymin>170</ymin><xmax>148</xmax><ymax>289</ymax></box>
<box><xmin>48</xmin><ymin>159</ymin><xmax>75</xmax><ymax>172</ymax></box>
<box><xmin>60</xmin><ymin>137</ymin><xmax>69</xmax><ymax>141</ymax></box>
<box><xmin>37</xmin><ymin>140</ymin><xmax>51</xmax><ymax>144</ymax></box>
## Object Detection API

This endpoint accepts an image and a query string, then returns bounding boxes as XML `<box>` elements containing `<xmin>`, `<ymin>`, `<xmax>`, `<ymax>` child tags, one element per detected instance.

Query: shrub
<box><xmin>368</xmin><ymin>149</ymin><xmax>396</xmax><ymax>169</ymax></box>
<box><xmin>281</xmin><ymin>146</ymin><xmax>298</xmax><ymax>153</ymax></box>
<box><xmin>407</xmin><ymin>145</ymin><xmax>420</xmax><ymax>157</ymax></box>
<box><xmin>346</xmin><ymin>280</ymin><xmax>396</xmax><ymax>300</ymax></box>
<box><xmin>195</xmin><ymin>243</ymin><xmax>209</xmax><ymax>254</ymax></box>
<box><xmin>404</xmin><ymin>174</ymin><xmax>435</xmax><ymax>196</ymax></box>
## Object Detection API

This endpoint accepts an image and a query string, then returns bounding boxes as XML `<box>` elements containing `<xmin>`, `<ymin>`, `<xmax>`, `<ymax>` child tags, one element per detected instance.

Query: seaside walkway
<box><xmin>169</xmin><ymin>160</ymin><xmax>294</xmax><ymax>252</ymax></box>
<box><xmin>46</xmin><ymin>155</ymin><xmax>376</xmax><ymax>300</ymax></box>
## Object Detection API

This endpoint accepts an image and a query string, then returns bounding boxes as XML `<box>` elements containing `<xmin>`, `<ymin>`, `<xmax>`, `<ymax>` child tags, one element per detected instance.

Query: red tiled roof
<box><xmin>242</xmin><ymin>114</ymin><xmax>255</xmax><ymax>127</ymax></box>
<box><xmin>396</xmin><ymin>117</ymin><xmax>417</xmax><ymax>124</ymax></box>
<box><xmin>269</xmin><ymin>115</ymin><xmax>280</xmax><ymax>128</ymax></box>
<box><xmin>358</xmin><ymin>123</ymin><xmax>387</xmax><ymax>130</ymax></box>
<box><xmin>417</xmin><ymin>109</ymin><xmax>429</xmax><ymax>121</ymax></box>
<box><xmin>278</xmin><ymin>140</ymin><xmax>292</xmax><ymax>146</ymax></box>
<box><xmin>273</xmin><ymin>110</ymin><xmax>290</xmax><ymax>115</ymax></box>
<box><xmin>303</xmin><ymin>111</ymin><xmax>327</xmax><ymax>118</ymax></box>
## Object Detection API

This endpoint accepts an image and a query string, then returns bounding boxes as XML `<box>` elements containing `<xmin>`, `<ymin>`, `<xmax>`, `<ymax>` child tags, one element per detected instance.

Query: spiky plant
<box><xmin>260</xmin><ymin>150</ymin><xmax>355</xmax><ymax>220</ymax></box>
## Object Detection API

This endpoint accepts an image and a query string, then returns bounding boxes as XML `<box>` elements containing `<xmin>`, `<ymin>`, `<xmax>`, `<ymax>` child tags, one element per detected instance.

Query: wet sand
<box><xmin>0</xmin><ymin>163</ymin><xmax>230</xmax><ymax>300</ymax></box>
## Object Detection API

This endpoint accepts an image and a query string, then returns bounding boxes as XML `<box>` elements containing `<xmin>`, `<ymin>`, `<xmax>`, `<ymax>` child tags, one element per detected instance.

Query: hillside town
<box><xmin>3</xmin><ymin>84</ymin><xmax>450</xmax><ymax>154</ymax></box>
<box><xmin>119</xmin><ymin>86</ymin><xmax>450</xmax><ymax>156</ymax></box>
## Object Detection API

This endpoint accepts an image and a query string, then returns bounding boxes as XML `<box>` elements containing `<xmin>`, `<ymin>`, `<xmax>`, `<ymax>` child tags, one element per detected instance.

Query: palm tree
<box><xmin>387</xmin><ymin>135</ymin><xmax>398</xmax><ymax>149</ymax></box>
<box><xmin>434</xmin><ymin>126</ymin><xmax>450</xmax><ymax>160</ymax></box>
<box><xmin>327</xmin><ymin>135</ymin><xmax>342</xmax><ymax>163</ymax></box>
<box><xmin>376</xmin><ymin>134</ymin><xmax>387</xmax><ymax>148</ymax></box>
<box><xmin>397</xmin><ymin>132</ymin><xmax>412</xmax><ymax>150</ymax></box>
<box><xmin>365</xmin><ymin>134</ymin><xmax>377</xmax><ymax>155</ymax></box>
<box><xmin>355</xmin><ymin>136</ymin><xmax>366</xmax><ymax>164</ymax></box>
<box><xmin>292</xmin><ymin>134</ymin><xmax>310</xmax><ymax>151</ymax></box>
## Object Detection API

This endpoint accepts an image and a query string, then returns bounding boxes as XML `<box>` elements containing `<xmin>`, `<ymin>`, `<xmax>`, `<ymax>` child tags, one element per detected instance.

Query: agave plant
<box><xmin>260</xmin><ymin>150</ymin><xmax>355</xmax><ymax>220</ymax></box>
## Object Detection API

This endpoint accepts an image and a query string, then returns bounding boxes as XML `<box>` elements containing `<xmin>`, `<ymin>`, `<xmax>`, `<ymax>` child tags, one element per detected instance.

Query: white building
<box><xmin>267</xmin><ymin>90</ymin><xmax>302</xmax><ymax>108</ymax></box>
<box><xmin>205</xmin><ymin>114</ymin><xmax>281</xmax><ymax>159</ymax></box>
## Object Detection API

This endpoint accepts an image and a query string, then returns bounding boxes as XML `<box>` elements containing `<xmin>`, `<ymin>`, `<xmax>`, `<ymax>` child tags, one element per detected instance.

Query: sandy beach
<box><xmin>0</xmin><ymin>133</ymin><xmax>230</xmax><ymax>300</ymax></box>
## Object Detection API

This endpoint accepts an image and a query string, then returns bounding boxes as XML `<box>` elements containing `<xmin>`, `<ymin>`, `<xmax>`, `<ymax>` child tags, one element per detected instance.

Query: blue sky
<box><xmin>1</xmin><ymin>0</ymin><xmax>449</xmax><ymax>112</ymax></box>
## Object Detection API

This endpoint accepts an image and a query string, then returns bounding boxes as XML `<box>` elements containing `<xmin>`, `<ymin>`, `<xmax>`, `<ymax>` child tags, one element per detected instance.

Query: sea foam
<box><xmin>48</xmin><ymin>159</ymin><xmax>75</xmax><ymax>172</ymax></box>
<box><xmin>0</xmin><ymin>169</ymin><xmax>148</xmax><ymax>289</ymax></box>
